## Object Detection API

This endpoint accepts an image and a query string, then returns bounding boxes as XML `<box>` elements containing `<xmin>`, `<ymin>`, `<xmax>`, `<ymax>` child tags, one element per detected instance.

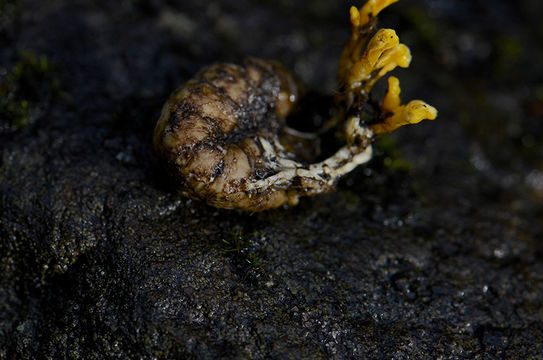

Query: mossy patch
<box><xmin>0</xmin><ymin>0</ymin><xmax>21</xmax><ymax>35</ymax></box>
<box><xmin>403</xmin><ymin>6</ymin><xmax>441</xmax><ymax>54</ymax></box>
<box><xmin>0</xmin><ymin>50</ymin><xmax>60</xmax><ymax>134</ymax></box>
<box><xmin>375</xmin><ymin>136</ymin><xmax>413</xmax><ymax>172</ymax></box>
<box><xmin>222</xmin><ymin>226</ymin><xmax>266</xmax><ymax>278</ymax></box>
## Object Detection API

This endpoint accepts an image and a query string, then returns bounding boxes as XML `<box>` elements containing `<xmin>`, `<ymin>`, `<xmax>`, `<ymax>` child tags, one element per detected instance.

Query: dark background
<box><xmin>1</xmin><ymin>0</ymin><xmax>542</xmax><ymax>358</ymax></box>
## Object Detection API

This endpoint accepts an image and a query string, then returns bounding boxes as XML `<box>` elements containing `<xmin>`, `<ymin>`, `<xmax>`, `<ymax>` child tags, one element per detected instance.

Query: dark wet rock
<box><xmin>1</xmin><ymin>0</ymin><xmax>542</xmax><ymax>358</ymax></box>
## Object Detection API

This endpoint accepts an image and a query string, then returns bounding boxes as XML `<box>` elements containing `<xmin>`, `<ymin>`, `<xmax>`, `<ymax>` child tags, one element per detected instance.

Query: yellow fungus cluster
<box><xmin>373</xmin><ymin>76</ymin><xmax>437</xmax><ymax>134</ymax></box>
<box><xmin>338</xmin><ymin>0</ymin><xmax>437</xmax><ymax>136</ymax></box>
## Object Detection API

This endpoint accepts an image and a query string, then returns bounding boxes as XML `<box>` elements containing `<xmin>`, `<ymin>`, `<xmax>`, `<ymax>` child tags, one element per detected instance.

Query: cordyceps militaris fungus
<box><xmin>153</xmin><ymin>0</ymin><xmax>437</xmax><ymax>212</ymax></box>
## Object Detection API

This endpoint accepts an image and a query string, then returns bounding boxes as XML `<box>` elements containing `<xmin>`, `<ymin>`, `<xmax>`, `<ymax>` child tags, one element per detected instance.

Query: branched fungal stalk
<box><xmin>153</xmin><ymin>0</ymin><xmax>437</xmax><ymax>211</ymax></box>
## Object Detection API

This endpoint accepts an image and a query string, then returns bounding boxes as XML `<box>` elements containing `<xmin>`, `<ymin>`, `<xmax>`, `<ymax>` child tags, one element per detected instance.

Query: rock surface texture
<box><xmin>1</xmin><ymin>0</ymin><xmax>542</xmax><ymax>358</ymax></box>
